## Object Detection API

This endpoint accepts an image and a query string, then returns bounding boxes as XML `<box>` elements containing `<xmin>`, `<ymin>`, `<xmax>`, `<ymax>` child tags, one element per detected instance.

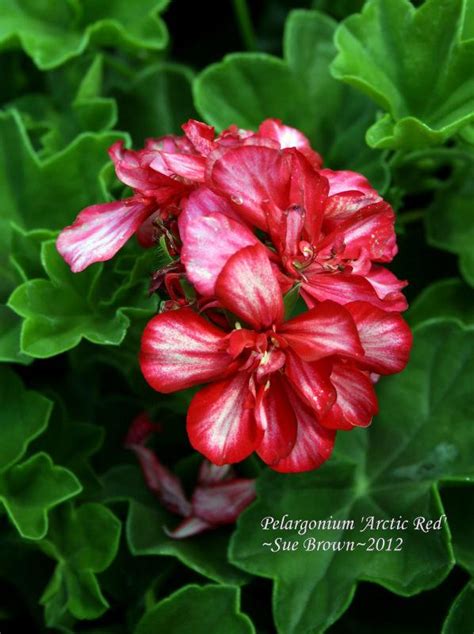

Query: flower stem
<box><xmin>232</xmin><ymin>0</ymin><xmax>257</xmax><ymax>51</ymax></box>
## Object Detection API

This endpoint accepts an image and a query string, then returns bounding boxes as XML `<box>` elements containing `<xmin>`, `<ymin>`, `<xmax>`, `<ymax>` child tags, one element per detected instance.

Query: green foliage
<box><xmin>331</xmin><ymin>0</ymin><xmax>474</xmax><ymax>149</ymax></box>
<box><xmin>134</xmin><ymin>585</ymin><xmax>255</xmax><ymax>634</ymax></box>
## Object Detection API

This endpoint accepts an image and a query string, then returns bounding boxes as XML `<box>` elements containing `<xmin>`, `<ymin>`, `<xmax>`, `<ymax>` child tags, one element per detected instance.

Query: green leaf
<box><xmin>40</xmin><ymin>502</ymin><xmax>121</xmax><ymax>623</ymax></box>
<box><xmin>0</xmin><ymin>0</ymin><xmax>169</xmax><ymax>70</ymax></box>
<box><xmin>8</xmin><ymin>240</ymin><xmax>156</xmax><ymax>358</ymax></box>
<box><xmin>331</xmin><ymin>0</ymin><xmax>474</xmax><ymax>149</ymax></box>
<box><xmin>0</xmin><ymin>109</ymin><xmax>126</xmax><ymax>230</ymax></box>
<box><xmin>441</xmin><ymin>485</ymin><xmax>474</xmax><ymax>575</ymax></box>
<box><xmin>442</xmin><ymin>581</ymin><xmax>474</xmax><ymax>634</ymax></box>
<box><xmin>194</xmin><ymin>11</ymin><xmax>388</xmax><ymax>190</ymax></box>
<box><xmin>0</xmin><ymin>452</ymin><xmax>82</xmax><ymax>540</ymax></box>
<box><xmin>134</xmin><ymin>585</ymin><xmax>255</xmax><ymax>634</ymax></box>
<box><xmin>408</xmin><ymin>278</ymin><xmax>474</xmax><ymax>327</ymax></box>
<box><xmin>230</xmin><ymin>320</ymin><xmax>474</xmax><ymax>634</ymax></box>
<box><xmin>127</xmin><ymin>501</ymin><xmax>249</xmax><ymax>586</ymax></box>
<box><xmin>0</xmin><ymin>367</ymin><xmax>52</xmax><ymax>472</ymax></box>
<box><xmin>117</xmin><ymin>63</ymin><xmax>197</xmax><ymax>146</ymax></box>
<box><xmin>426</xmin><ymin>161</ymin><xmax>474</xmax><ymax>286</ymax></box>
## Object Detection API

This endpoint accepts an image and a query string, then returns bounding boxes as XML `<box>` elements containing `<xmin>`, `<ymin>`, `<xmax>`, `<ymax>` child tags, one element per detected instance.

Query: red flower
<box><xmin>125</xmin><ymin>413</ymin><xmax>255</xmax><ymax>539</ymax></box>
<box><xmin>140</xmin><ymin>245</ymin><xmax>411</xmax><ymax>472</ymax></box>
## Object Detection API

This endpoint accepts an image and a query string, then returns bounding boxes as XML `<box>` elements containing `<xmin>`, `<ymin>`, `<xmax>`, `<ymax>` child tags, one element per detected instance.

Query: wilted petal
<box><xmin>271</xmin><ymin>383</ymin><xmax>335</xmax><ymax>473</ymax></box>
<box><xmin>280</xmin><ymin>300</ymin><xmax>364</xmax><ymax>362</ymax></box>
<box><xmin>127</xmin><ymin>444</ymin><xmax>191</xmax><ymax>516</ymax></box>
<box><xmin>192</xmin><ymin>479</ymin><xmax>256</xmax><ymax>524</ymax></box>
<box><xmin>57</xmin><ymin>198</ymin><xmax>153</xmax><ymax>272</ymax></box>
<box><xmin>216</xmin><ymin>245</ymin><xmax>284</xmax><ymax>329</ymax></box>
<box><xmin>255</xmin><ymin>375</ymin><xmax>297</xmax><ymax>465</ymax></box>
<box><xmin>187</xmin><ymin>371</ymin><xmax>261</xmax><ymax>465</ymax></box>
<box><xmin>166</xmin><ymin>516</ymin><xmax>212</xmax><ymax>539</ymax></box>
<box><xmin>124</xmin><ymin>412</ymin><xmax>161</xmax><ymax>446</ymax></box>
<box><xmin>140</xmin><ymin>308</ymin><xmax>233</xmax><ymax>393</ymax></box>
<box><xmin>321</xmin><ymin>361</ymin><xmax>377</xmax><ymax>429</ymax></box>
<box><xmin>345</xmin><ymin>302</ymin><xmax>413</xmax><ymax>374</ymax></box>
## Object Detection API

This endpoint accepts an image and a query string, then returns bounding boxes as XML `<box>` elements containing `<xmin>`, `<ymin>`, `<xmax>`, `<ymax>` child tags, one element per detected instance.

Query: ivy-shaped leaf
<box><xmin>331</xmin><ymin>0</ymin><xmax>474</xmax><ymax>149</ymax></box>
<box><xmin>0</xmin><ymin>109</ymin><xmax>126</xmax><ymax>230</ymax></box>
<box><xmin>134</xmin><ymin>585</ymin><xmax>255</xmax><ymax>634</ymax></box>
<box><xmin>230</xmin><ymin>320</ymin><xmax>474</xmax><ymax>634</ymax></box>
<box><xmin>40</xmin><ymin>502</ymin><xmax>121</xmax><ymax>625</ymax></box>
<box><xmin>8</xmin><ymin>240</ymin><xmax>157</xmax><ymax>358</ymax></box>
<box><xmin>0</xmin><ymin>0</ymin><xmax>169</xmax><ymax>70</ymax></box>
<box><xmin>426</xmin><ymin>161</ymin><xmax>474</xmax><ymax>286</ymax></box>
<box><xmin>194</xmin><ymin>10</ymin><xmax>388</xmax><ymax>189</ymax></box>
<box><xmin>442</xmin><ymin>581</ymin><xmax>474</xmax><ymax>634</ymax></box>
<box><xmin>0</xmin><ymin>452</ymin><xmax>82</xmax><ymax>540</ymax></box>
<box><xmin>0</xmin><ymin>367</ymin><xmax>52</xmax><ymax>472</ymax></box>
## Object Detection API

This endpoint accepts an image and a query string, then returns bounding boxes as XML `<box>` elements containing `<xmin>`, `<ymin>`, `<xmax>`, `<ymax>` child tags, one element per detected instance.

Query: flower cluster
<box><xmin>58</xmin><ymin>118</ymin><xmax>412</xmax><ymax>473</ymax></box>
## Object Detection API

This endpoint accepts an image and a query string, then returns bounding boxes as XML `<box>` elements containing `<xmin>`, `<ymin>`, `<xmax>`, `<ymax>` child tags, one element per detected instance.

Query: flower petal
<box><xmin>345</xmin><ymin>302</ymin><xmax>413</xmax><ymax>374</ymax></box>
<box><xmin>127</xmin><ymin>444</ymin><xmax>191</xmax><ymax>516</ymax></box>
<box><xmin>187</xmin><ymin>372</ymin><xmax>261</xmax><ymax>465</ymax></box>
<box><xmin>151</xmin><ymin>152</ymin><xmax>206</xmax><ymax>182</ymax></box>
<box><xmin>320</xmin><ymin>168</ymin><xmax>380</xmax><ymax>197</ymax></box>
<box><xmin>210</xmin><ymin>145</ymin><xmax>290</xmax><ymax>229</ymax></box>
<box><xmin>271</xmin><ymin>383</ymin><xmax>335</xmax><ymax>473</ymax></box>
<box><xmin>165</xmin><ymin>516</ymin><xmax>213</xmax><ymax>539</ymax></box>
<box><xmin>56</xmin><ymin>198</ymin><xmax>153</xmax><ymax>272</ymax></box>
<box><xmin>255</xmin><ymin>375</ymin><xmax>297</xmax><ymax>465</ymax></box>
<box><xmin>284</xmin><ymin>351</ymin><xmax>336</xmax><ymax>417</ymax></box>
<box><xmin>181</xmin><ymin>211</ymin><xmax>259</xmax><ymax>296</ymax></box>
<box><xmin>192</xmin><ymin>479</ymin><xmax>256</xmax><ymax>524</ymax></box>
<box><xmin>182</xmin><ymin>119</ymin><xmax>216</xmax><ymax>156</ymax></box>
<box><xmin>280</xmin><ymin>300</ymin><xmax>364</xmax><ymax>361</ymax></box>
<box><xmin>365</xmin><ymin>265</ymin><xmax>408</xmax><ymax>311</ymax></box>
<box><xmin>301</xmin><ymin>271</ymin><xmax>401</xmax><ymax>310</ymax></box>
<box><xmin>321</xmin><ymin>362</ymin><xmax>377</xmax><ymax>429</ymax></box>
<box><xmin>258</xmin><ymin>118</ymin><xmax>322</xmax><ymax>168</ymax></box>
<box><xmin>140</xmin><ymin>308</ymin><xmax>233</xmax><ymax>393</ymax></box>
<box><xmin>215</xmin><ymin>245</ymin><xmax>284</xmax><ymax>329</ymax></box>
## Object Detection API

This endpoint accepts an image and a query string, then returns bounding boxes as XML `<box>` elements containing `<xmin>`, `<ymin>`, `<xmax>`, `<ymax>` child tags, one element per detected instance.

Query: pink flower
<box><xmin>125</xmin><ymin>413</ymin><xmax>255</xmax><ymax>539</ymax></box>
<box><xmin>180</xmin><ymin>144</ymin><xmax>407</xmax><ymax>311</ymax></box>
<box><xmin>57</xmin><ymin>118</ymin><xmax>320</xmax><ymax>273</ymax></box>
<box><xmin>139</xmin><ymin>245</ymin><xmax>412</xmax><ymax>472</ymax></box>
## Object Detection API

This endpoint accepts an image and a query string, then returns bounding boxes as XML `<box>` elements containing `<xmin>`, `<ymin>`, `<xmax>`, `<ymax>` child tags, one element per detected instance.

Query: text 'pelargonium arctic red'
<box><xmin>57</xmin><ymin>118</ymin><xmax>413</xmax><ymax>473</ymax></box>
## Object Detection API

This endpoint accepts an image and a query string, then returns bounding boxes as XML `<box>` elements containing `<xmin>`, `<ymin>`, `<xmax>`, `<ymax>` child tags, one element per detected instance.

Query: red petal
<box><xmin>321</xmin><ymin>361</ymin><xmax>378</xmax><ymax>429</ymax></box>
<box><xmin>187</xmin><ymin>372</ymin><xmax>261</xmax><ymax>465</ymax></box>
<box><xmin>280</xmin><ymin>301</ymin><xmax>364</xmax><ymax>362</ymax></box>
<box><xmin>258</xmin><ymin>119</ymin><xmax>322</xmax><ymax>168</ymax></box>
<box><xmin>181</xmin><ymin>211</ymin><xmax>259</xmax><ymax>296</ymax></box>
<box><xmin>140</xmin><ymin>308</ymin><xmax>233</xmax><ymax>393</ymax></box>
<box><xmin>210</xmin><ymin>145</ymin><xmax>290</xmax><ymax>229</ymax></box>
<box><xmin>215</xmin><ymin>245</ymin><xmax>284</xmax><ymax>330</ymax></box>
<box><xmin>321</xmin><ymin>200</ymin><xmax>397</xmax><ymax>263</ymax></box>
<box><xmin>365</xmin><ymin>265</ymin><xmax>408</xmax><ymax>312</ymax></box>
<box><xmin>178</xmin><ymin>187</ymin><xmax>239</xmax><ymax>244</ymax></box>
<box><xmin>345</xmin><ymin>302</ymin><xmax>413</xmax><ymax>374</ymax></box>
<box><xmin>320</xmin><ymin>169</ymin><xmax>380</xmax><ymax>198</ymax></box>
<box><xmin>56</xmin><ymin>198</ymin><xmax>153</xmax><ymax>272</ymax></box>
<box><xmin>284</xmin><ymin>351</ymin><xmax>336</xmax><ymax>417</ymax></box>
<box><xmin>182</xmin><ymin>119</ymin><xmax>216</xmax><ymax>156</ymax></box>
<box><xmin>192</xmin><ymin>479</ymin><xmax>256</xmax><ymax>524</ymax></box>
<box><xmin>301</xmin><ymin>271</ymin><xmax>401</xmax><ymax>310</ymax></box>
<box><xmin>255</xmin><ymin>375</ymin><xmax>297</xmax><ymax>465</ymax></box>
<box><xmin>151</xmin><ymin>152</ymin><xmax>206</xmax><ymax>182</ymax></box>
<box><xmin>271</xmin><ymin>383</ymin><xmax>335</xmax><ymax>473</ymax></box>
<box><xmin>128</xmin><ymin>444</ymin><xmax>191</xmax><ymax>516</ymax></box>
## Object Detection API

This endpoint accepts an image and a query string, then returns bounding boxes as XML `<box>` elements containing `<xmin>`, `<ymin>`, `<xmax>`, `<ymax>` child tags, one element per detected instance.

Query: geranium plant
<box><xmin>0</xmin><ymin>0</ymin><xmax>473</xmax><ymax>632</ymax></box>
